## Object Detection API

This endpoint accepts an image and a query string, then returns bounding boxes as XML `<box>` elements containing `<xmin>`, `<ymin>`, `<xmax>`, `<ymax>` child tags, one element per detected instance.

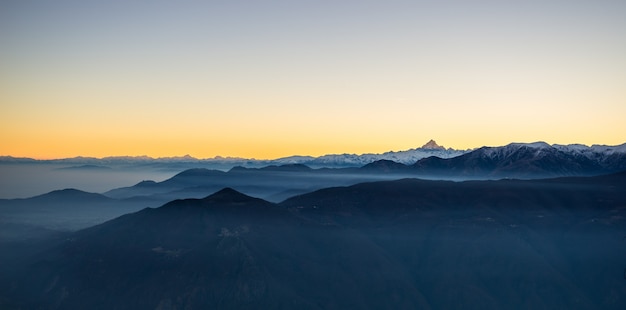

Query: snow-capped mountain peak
<box><xmin>508</xmin><ymin>141</ymin><xmax>551</xmax><ymax>149</ymax></box>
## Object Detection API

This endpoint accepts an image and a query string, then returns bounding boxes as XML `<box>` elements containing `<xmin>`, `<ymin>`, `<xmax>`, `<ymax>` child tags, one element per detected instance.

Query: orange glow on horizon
<box><xmin>3</xmin><ymin>129</ymin><xmax>626</xmax><ymax>161</ymax></box>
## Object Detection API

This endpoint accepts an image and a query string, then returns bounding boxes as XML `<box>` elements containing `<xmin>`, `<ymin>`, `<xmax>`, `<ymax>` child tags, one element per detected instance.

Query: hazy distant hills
<box><xmin>102</xmin><ymin>165</ymin><xmax>388</xmax><ymax>203</ymax></box>
<box><xmin>28</xmin><ymin>188</ymin><xmax>113</xmax><ymax>203</ymax></box>
<box><xmin>0</xmin><ymin>189</ymin><xmax>153</xmax><ymax>233</ymax></box>
<box><xmin>5</xmin><ymin>172</ymin><xmax>625</xmax><ymax>309</ymax></box>
<box><xmin>100</xmin><ymin>141</ymin><xmax>626</xmax><ymax>204</ymax></box>
<box><xmin>1</xmin><ymin>140</ymin><xmax>624</xmax><ymax>235</ymax></box>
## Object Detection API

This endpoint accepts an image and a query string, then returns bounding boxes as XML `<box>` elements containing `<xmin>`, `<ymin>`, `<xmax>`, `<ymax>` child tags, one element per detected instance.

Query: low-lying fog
<box><xmin>0</xmin><ymin>163</ymin><xmax>180</xmax><ymax>198</ymax></box>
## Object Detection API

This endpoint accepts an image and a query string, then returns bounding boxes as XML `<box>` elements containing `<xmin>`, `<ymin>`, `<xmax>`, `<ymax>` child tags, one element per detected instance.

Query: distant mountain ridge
<box><xmin>2</xmin><ymin>140</ymin><xmax>624</xmax><ymax>170</ymax></box>
<box><xmin>0</xmin><ymin>140</ymin><xmax>467</xmax><ymax>168</ymax></box>
<box><xmin>409</xmin><ymin>141</ymin><xmax>626</xmax><ymax>178</ymax></box>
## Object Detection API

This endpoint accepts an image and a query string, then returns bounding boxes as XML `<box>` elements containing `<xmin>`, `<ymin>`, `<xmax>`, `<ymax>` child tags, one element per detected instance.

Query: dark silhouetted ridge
<box><xmin>159</xmin><ymin>168</ymin><xmax>227</xmax><ymax>188</ymax></box>
<box><xmin>229</xmin><ymin>164</ymin><xmax>312</xmax><ymax>172</ymax></box>
<box><xmin>202</xmin><ymin>187</ymin><xmax>260</xmax><ymax>204</ymax></box>
<box><xmin>259</xmin><ymin>164</ymin><xmax>312</xmax><ymax>171</ymax></box>
<box><xmin>361</xmin><ymin>159</ymin><xmax>408</xmax><ymax>171</ymax></box>
<box><xmin>134</xmin><ymin>180</ymin><xmax>157</xmax><ymax>187</ymax></box>
<box><xmin>227</xmin><ymin>165</ymin><xmax>248</xmax><ymax>172</ymax></box>
<box><xmin>30</xmin><ymin>188</ymin><xmax>112</xmax><ymax>202</ymax></box>
<box><xmin>160</xmin><ymin>188</ymin><xmax>281</xmax><ymax>218</ymax></box>
<box><xmin>57</xmin><ymin>164</ymin><xmax>112</xmax><ymax>170</ymax></box>
<box><xmin>171</xmin><ymin>168</ymin><xmax>225</xmax><ymax>178</ymax></box>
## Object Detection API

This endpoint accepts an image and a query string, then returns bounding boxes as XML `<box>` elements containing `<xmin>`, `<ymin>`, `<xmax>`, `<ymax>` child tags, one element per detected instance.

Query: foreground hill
<box><xmin>3</xmin><ymin>172</ymin><xmax>626</xmax><ymax>309</ymax></box>
<box><xmin>5</xmin><ymin>188</ymin><xmax>428</xmax><ymax>309</ymax></box>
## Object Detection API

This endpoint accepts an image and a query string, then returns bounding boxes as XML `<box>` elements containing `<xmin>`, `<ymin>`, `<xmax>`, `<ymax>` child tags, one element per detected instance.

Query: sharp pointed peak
<box><xmin>421</xmin><ymin>139</ymin><xmax>445</xmax><ymax>150</ymax></box>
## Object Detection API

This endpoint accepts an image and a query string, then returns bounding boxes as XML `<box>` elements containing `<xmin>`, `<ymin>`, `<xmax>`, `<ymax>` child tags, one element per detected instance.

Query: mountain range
<box><xmin>2</xmin><ymin>140</ymin><xmax>624</xmax><ymax>238</ymax></box>
<box><xmin>99</xmin><ymin>141</ymin><xmax>626</xmax><ymax>204</ymax></box>
<box><xmin>0</xmin><ymin>140</ymin><xmax>465</xmax><ymax>169</ymax></box>
<box><xmin>409</xmin><ymin>141</ymin><xmax>626</xmax><ymax>178</ymax></box>
<box><xmin>2</xmin><ymin>141</ymin><xmax>624</xmax><ymax>173</ymax></box>
<box><xmin>3</xmin><ymin>172</ymin><xmax>625</xmax><ymax>309</ymax></box>
<box><xmin>1</xmin><ymin>139</ymin><xmax>626</xmax><ymax>309</ymax></box>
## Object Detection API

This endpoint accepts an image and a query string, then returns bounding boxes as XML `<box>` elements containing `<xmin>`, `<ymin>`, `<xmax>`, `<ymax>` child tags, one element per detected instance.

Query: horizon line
<box><xmin>3</xmin><ymin>140</ymin><xmax>626</xmax><ymax>161</ymax></box>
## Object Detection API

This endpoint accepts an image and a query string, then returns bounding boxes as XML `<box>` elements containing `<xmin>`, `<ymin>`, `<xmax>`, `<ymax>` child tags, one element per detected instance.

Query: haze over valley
<box><xmin>2</xmin><ymin>140</ymin><xmax>626</xmax><ymax>308</ymax></box>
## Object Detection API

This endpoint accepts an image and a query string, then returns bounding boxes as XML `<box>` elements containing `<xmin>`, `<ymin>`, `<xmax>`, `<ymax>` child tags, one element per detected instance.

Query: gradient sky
<box><xmin>1</xmin><ymin>0</ymin><xmax>625</xmax><ymax>159</ymax></box>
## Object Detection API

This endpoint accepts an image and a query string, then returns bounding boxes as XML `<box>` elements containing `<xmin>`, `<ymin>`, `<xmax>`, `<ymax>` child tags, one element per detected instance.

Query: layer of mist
<box><xmin>1</xmin><ymin>173</ymin><xmax>625</xmax><ymax>309</ymax></box>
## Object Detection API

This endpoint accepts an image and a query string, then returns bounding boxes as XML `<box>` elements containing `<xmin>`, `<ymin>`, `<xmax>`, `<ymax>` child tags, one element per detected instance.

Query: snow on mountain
<box><xmin>3</xmin><ymin>141</ymin><xmax>623</xmax><ymax>170</ymax></box>
<box><xmin>481</xmin><ymin>142</ymin><xmax>552</xmax><ymax>159</ymax></box>
<box><xmin>554</xmin><ymin>142</ymin><xmax>626</xmax><ymax>157</ymax></box>
<box><xmin>482</xmin><ymin>141</ymin><xmax>626</xmax><ymax>159</ymax></box>
<box><xmin>0</xmin><ymin>141</ymin><xmax>466</xmax><ymax>169</ymax></box>
<box><xmin>457</xmin><ymin>141</ymin><xmax>626</xmax><ymax>177</ymax></box>
<box><xmin>511</xmin><ymin>141</ymin><xmax>551</xmax><ymax>149</ymax></box>
<box><xmin>283</xmin><ymin>140</ymin><xmax>467</xmax><ymax>167</ymax></box>
<box><xmin>270</xmin><ymin>155</ymin><xmax>316</xmax><ymax>165</ymax></box>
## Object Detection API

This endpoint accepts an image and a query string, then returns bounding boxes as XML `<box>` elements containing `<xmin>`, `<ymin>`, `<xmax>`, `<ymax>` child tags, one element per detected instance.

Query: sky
<box><xmin>1</xmin><ymin>0</ymin><xmax>625</xmax><ymax>159</ymax></box>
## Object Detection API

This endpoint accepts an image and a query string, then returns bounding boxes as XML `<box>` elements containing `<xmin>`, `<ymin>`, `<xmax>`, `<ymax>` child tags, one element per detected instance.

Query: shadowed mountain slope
<box><xmin>7</xmin><ymin>189</ymin><xmax>427</xmax><ymax>309</ymax></box>
<box><xmin>3</xmin><ymin>172</ymin><xmax>626</xmax><ymax>309</ymax></box>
